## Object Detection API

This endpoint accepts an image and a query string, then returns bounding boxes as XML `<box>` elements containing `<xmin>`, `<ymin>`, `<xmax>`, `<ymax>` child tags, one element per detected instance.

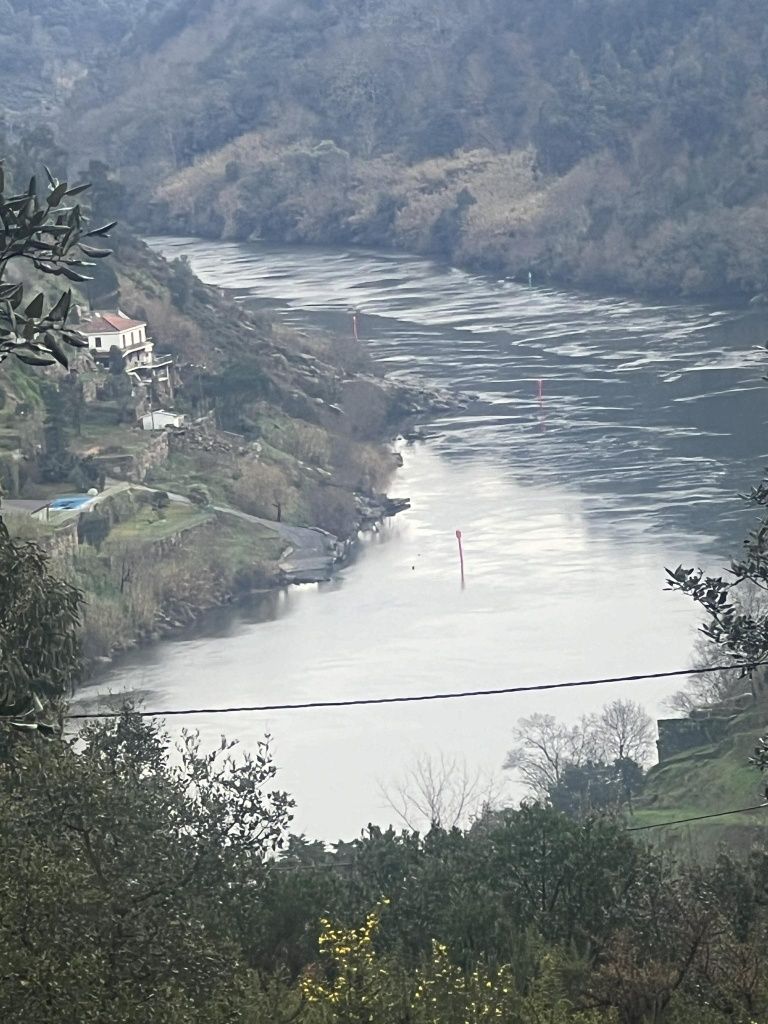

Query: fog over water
<box><xmin>76</xmin><ymin>239</ymin><xmax>768</xmax><ymax>840</ymax></box>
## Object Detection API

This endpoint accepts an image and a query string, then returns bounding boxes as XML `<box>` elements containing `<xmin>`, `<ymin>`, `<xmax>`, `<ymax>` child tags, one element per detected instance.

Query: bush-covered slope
<box><xmin>635</xmin><ymin>696</ymin><xmax>768</xmax><ymax>854</ymax></box>
<box><xmin>1</xmin><ymin>0</ymin><xmax>157</xmax><ymax>114</ymax></box>
<box><xmin>61</xmin><ymin>0</ymin><xmax>768</xmax><ymax>299</ymax></box>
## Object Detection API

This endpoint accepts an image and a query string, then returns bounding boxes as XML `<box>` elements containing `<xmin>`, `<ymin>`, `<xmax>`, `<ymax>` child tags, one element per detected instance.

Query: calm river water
<box><xmin>76</xmin><ymin>239</ymin><xmax>768</xmax><ymax>839</ymax></box>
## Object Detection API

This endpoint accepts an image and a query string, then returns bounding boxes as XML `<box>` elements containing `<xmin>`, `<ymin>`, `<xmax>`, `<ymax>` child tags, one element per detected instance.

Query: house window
<box><xmin>94</xmin><ymin>337</ymin><xmax>102</xmax><ymax>348</ymax></box>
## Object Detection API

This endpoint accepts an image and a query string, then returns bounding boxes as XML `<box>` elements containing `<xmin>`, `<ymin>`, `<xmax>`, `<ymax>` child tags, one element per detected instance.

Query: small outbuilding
<box><xmin>140</xmin><ymin>409</ymin><xmax>185</xmax><ymax>431</ymax></box>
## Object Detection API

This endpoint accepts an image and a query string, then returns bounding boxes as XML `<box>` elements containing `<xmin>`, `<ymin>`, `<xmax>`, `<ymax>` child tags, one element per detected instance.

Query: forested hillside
<box><xmin>57</xmin><ymin>0</ymin><xmax>768</xmax><ymax>299</ymax></box>
<box><xmin>0</xmin><ymin>142</ymin><xmax>420</xmax><ymax>664</ymax></box>
<box><xmin>1</xmin><ymin>1</ymin><xmax>157</xmax><ymax>114</ymax></box>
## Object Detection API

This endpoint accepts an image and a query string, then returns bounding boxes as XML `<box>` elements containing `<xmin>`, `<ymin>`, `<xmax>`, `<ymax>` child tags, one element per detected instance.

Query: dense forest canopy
<box><xmin>35</xmin><ymin>0</ymin><xmax>768</xmax><ymax>299</ymax></box>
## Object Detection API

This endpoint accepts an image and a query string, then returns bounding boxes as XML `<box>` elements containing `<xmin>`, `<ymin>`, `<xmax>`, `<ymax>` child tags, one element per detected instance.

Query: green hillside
<box><xmin>634</xmin><ymin>697</ymin><xmax>768</xmax><ymax>854</ymax></box>
<box><xmin>0</xmin><ymin>155</ymin><xmax>419</xmax><ymax>665</ymax></box>
<box><xmin>51</xmin><ymin>0</ymin><xmax>768</xmax><ymax>300</ymax></box>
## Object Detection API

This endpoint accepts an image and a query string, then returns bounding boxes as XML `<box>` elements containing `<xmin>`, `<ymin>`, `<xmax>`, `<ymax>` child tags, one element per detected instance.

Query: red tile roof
<box><xmin>77</xmin><ymin>311</ymin><xmax>146</xmax><ymax>334</ymax></box>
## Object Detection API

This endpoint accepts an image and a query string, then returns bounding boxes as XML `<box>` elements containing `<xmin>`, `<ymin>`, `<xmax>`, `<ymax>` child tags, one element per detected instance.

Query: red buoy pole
<box><xmin>456</xmin><ymin>528</ymin><xmax>465</xmax><ymax>585</ymax></box>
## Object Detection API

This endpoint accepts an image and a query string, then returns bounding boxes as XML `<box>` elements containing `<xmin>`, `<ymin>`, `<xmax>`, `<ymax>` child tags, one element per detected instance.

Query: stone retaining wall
<box><xmin>656</xmin><ymin>716</ymin><xmax>734</xmax><ymax>762</ymax></box>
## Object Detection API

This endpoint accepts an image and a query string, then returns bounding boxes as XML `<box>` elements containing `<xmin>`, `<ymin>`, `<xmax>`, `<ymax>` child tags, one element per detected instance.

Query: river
<box><xmin>76</xmin><ymin>239</ymin><xmax>768</xmax><ymax>840</ymax></box>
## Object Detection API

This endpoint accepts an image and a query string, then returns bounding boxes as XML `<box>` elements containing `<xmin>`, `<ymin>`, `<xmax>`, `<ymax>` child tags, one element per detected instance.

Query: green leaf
<box><xmin>47</xmin><ymin>182</ymin><xmax>69</xmax><ymax>206</ymax></box>
<box><xmin>14</xmin><ymin>351</ymin><xmax>55</xmax><ymax>366</ymax></box>
<box><xmin>85</xmin><ymin>220</ymin><xmax>118</xmax><ymax>238</ymax></box>
<box><xmin>65</xmin><ymin>183</ymin><xmax>91</xmax><ymax>197</ymax></box>
<box><xmin>43</xmin><ymin>164</ymin><xmax>57</xmax><ymax>188</ymax></box>
<box><xmin>44</xmin><ymin>335</ymin><xmax>69</xmax><ymax>369</ymax></box>
<box><xmin>58</xmin><ymin>266</ymin><xmax>93</xmax><ymax>283</ymax></box>
<box><xmin>25</xmin><ymin>293</ymin><xmax>45</xmax><ymax>319</ymax></box>
<box><xmin>62</xmin><ymin>330</ymin><xmax>88</xmax><ymax>348</ymax></box>
<box><xmin>78</xmin><ymin>243</ymin><xmax>112</xmax><ymax>258</ymax></box>
<box><xmin>49</xmin><ymin>289</ymin><xmax>72</xmax><ymax>322</ymax></box>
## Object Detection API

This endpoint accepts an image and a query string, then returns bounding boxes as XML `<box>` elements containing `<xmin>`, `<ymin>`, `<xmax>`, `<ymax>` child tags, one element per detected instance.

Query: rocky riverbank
<box><xmin>71</xmin><ymin>372</ymin><xmax>460</xmax><ymax>677</ymax></box>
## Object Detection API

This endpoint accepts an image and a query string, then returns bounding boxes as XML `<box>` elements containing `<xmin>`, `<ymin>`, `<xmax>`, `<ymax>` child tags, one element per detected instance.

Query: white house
<box><xmin>140</xmin><ymin>409</ymin><xmax>185</xmax><ymax>431</ymax></box>
<box><xmin>76</xmin><ymin>310</ymin><xmax>152</xmax><ymax>365</ymax></box>
<box><xmin>75</xmin><ymin>309</ymin><xmax>174</xmax><ymax>390</ymax></box>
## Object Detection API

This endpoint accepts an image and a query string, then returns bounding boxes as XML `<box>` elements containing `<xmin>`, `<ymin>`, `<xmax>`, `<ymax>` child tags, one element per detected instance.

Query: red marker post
<box><xmin>456</xmin><ymin>528</ymin><xmax>465</xmax><ymax>586</ymax></box>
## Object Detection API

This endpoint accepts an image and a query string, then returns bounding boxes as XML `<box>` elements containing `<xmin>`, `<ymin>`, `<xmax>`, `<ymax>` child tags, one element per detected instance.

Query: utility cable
<box><xmin>626</xmin><ymin>802</ymin><xmax>768</xmax><ymax>831</ymax></box>
<box><xmin>64</xmin><ymin>662</ymin><xmax>768</xmax><ymax>837</ymax></box>
<box><xmin>67</xmin><ymin>661</ymin><xmax>768</xmax><ymax>720</ymax></box>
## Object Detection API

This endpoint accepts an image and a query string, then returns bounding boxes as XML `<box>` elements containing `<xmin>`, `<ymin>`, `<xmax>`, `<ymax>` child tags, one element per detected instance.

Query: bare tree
<box><xmin>380</xmin><ymin>752</ymin><xmax>501</xmax><ymax>832</ymax></box>
<box><xmin>594</xmin><ymin>700</ymin><xmax>655</xmax><ymax>766</ymax></box>
<box><xmin>667</xmin><ymin>599</ymin><xmax>763</xmax><ymax>715</ymax></box>
<box><xmin>504</xmin><ymin>703</ymin><xmax>656</xmax><ymax>802</ymax></box>
<box><xmin>502</xmin><ymin>713</ymin><xmax>601</xmax><ymax>800</ymax></box>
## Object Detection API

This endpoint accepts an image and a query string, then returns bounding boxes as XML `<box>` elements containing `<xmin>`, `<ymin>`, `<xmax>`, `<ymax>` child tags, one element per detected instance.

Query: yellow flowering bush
<box><xmin>300</xmin><ymin>899</ymin><xmax>403</xmax><ymax>1023</ymax></box>
<box><xmin>411</xmin><ymin>939</ymin><xmax>520</xmax><ymax>1023</ymax></box>
<box><xmin>301</xmin><ymin>903</ymin><xmax>606</xmax><ymax>1023</ymax></box>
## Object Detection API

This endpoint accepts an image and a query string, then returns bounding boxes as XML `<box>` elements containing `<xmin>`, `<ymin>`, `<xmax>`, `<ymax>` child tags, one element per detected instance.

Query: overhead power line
<box><xmin>64</xmin><ymin>662</ymin><xmax>768</xmax><ymax>838</ymax></box>
<box><xmin>67</xmin><ymin>661</ymin><xmax>767</xmax><ymax>720</ymax></box>
<box><xmin>626</xmin><ymin>802</ymin><xmax>768</xmax><ymax>831</ymax></box>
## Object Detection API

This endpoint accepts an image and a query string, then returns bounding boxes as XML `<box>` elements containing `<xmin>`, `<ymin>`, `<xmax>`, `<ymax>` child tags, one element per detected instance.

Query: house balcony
<box><xmin>127</xmin><ymin>354</ymin><xmax>174</xmax><ymax>385</ymax></box>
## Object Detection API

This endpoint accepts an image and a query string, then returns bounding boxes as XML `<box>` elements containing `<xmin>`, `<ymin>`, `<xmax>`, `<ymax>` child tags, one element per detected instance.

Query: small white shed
<box><xmin>140</xmin><ymin>409</ymin><xmax>185</xmax><ymax>431</ymax></box>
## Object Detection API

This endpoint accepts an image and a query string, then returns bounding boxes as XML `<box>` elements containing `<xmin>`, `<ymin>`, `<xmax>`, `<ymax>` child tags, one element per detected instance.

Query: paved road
<box><xmin>214</xmin><ymin>505</ymin><xmax>339</xmax><ymax>583</ymax></box>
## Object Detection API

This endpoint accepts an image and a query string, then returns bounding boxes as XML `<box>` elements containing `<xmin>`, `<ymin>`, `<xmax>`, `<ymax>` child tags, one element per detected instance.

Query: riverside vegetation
<box><xmin>0</xmin><ymin>146</ymin><xmax>427</xmax><ymax>668</ymax></box>
<box><xmin>5</xmin><ymin>709</ymin><xmax>768</xmax><ymax>1024</ymax></box>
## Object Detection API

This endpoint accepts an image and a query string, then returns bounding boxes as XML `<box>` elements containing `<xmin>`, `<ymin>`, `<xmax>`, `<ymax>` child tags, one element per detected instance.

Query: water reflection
<box><xmin>73</xmin><ymin>238</ymin><xmax>768</xmax><ymax>839</ymax></box>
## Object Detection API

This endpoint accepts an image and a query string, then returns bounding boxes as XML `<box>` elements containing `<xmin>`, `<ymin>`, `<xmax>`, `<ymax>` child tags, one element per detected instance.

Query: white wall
<box><xmin>88</xmin><ymin>325</ymin><xmax>149</xmax><ymax>355</ymax></box>
<box><xmin>140</xmin><ymin>411</ymin><xmax>183</xmax><ymax>430</ymax></box>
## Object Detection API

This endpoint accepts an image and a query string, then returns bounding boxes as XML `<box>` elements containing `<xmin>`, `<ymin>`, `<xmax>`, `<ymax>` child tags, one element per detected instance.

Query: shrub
<box><xmin>188</xmin><ymin>483</ymin><xmax>212</xmax><ymax>507</ymax></box>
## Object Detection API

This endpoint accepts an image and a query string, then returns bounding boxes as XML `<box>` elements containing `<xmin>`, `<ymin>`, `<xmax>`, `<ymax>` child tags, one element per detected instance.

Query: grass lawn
<box><xmin>209</xmin><ymin>514</ymin><xmax>286</xmax><ymax>572</ymax></box>
<box><xmin>106</xmin><ymin>502</ymin><xmax>214</xmax><ymax>545</ymax></box>
<box><xmin>146</xmin><ymin>451</ymin><xmax>223</xmax><ymax>494</ymax></box>
<box><xmin>633</xmin><ymin>700</ymin><xmax>768</xmax><ymax>850</ymax></box>
<box><xmin>626</xmin><ymin>805</ymin><xmax>767</xmax><ymax>828</ymax></box>
<box><xmin>105</xmin><ymin>504</ymin><xmax>284</xmax><ymax>570</ymax></box>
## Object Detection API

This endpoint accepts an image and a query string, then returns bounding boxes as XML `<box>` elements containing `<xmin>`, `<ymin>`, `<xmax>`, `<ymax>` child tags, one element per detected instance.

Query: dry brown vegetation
<box><xmin>64</xmin><ymin>516</ymin><xmax>282</xmax><ymax>661</ymax></box>
<box><xmin>64</xmin><ymin>0</ymin><xmax>768</xmax><ymax>299</ymax></box>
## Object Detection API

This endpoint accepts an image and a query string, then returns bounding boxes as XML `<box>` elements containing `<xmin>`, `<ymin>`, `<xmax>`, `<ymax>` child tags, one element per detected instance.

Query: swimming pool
<box><xmin>48</xmin><ymin>495</ymin><xmax>95</xmax><ymax>511</ymax></box>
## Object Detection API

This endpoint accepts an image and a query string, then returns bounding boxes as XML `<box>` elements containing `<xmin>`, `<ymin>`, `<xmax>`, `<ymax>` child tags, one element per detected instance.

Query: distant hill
<box><xmin>1</xmin><ymin>1</ymin><xmax>155</xmax><ymax>115</ymax></box>
<box><xmin>49</xmin><ymin>0</ymin><xmax>768</xmax><ymax>300</ymax></box>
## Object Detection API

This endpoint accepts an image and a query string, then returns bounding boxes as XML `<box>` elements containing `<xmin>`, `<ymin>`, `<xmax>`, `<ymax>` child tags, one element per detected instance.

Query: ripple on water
<box><xmin>107</xmin><ymin>237</ymin><xmax>768</xmax><ymax>837</ymax></box>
